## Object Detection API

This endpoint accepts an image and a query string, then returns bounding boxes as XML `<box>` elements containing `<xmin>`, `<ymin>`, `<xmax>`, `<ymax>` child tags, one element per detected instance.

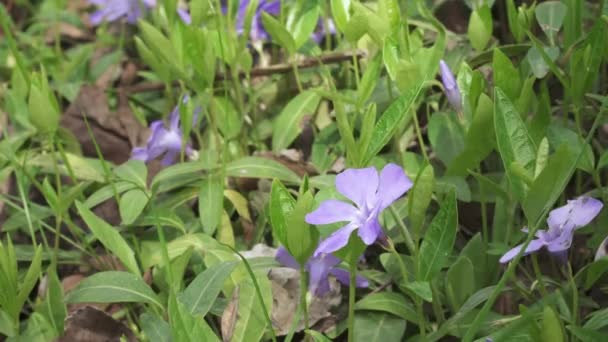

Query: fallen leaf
<box><xmin>57</xmin><ymin>306</ymin><xmax>137</xmax><ymax>342</ymax></box>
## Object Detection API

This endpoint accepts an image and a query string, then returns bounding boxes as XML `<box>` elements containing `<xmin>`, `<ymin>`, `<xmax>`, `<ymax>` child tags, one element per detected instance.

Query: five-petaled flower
<box><xmin>131</xmin><ymin>97</ymin><xmax>200</xmax><ymax>166</ymax></box>
<box><xmin>89</xmin><ymin>0</ymin><xmax>191</xmax><ymax>26</ymax></box>
<box><xmin>306</xmin><ymin>164</ymin><xmax>413</xmax><ymax>256</ymax></box>
<box><xmin>275</xmin><ymin>246</ymin><xmax>368</xmax><ymax>296</ymax></box>
<box><xmin>439</xmin><ymin>60</ymin><xmax>462</xmax><ymax>113</ymax></box>
<box><xmin>500</xmin><ymin>196</ymin><xmax>603</xmax><ymax>263</ymax></box>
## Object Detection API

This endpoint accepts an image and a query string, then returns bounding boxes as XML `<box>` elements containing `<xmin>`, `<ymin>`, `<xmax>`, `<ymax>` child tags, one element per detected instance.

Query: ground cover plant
<box><xmin>0</xmin><ymin>0</ymin><xmax>607</xmax><ymax>341</ymax></box>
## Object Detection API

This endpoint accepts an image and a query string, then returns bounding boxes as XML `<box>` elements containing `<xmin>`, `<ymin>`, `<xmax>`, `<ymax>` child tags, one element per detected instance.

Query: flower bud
<box><xmin>439</xmin><ymin>60</ymin><xmax>462</xmax><ymax>113</ymax></box>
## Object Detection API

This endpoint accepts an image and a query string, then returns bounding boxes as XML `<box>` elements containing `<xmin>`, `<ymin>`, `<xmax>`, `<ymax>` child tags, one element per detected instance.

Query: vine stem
<box><xmin>347</xmin><ymin>261</ymin><xmax>357</xmax><ymax>342</ymax></box>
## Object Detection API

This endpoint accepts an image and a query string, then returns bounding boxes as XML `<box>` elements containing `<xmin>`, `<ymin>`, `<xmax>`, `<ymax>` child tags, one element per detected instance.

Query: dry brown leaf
<box><xmin>57</xmin><ymin>306</ymin><xmax>137</xmax><ymax>342</ymax></box>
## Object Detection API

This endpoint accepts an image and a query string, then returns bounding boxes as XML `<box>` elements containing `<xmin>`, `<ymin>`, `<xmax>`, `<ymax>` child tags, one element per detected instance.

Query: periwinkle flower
<box><xmin>131</xmin><ymin>98</ymin><xmax>200</xmax><ymax>166</ymax></box>
<box><xmin>89</xmin><ymin>0</ymin><xmax>191</xmax><ymax>26</ymax></box>
<box><xmin>439</xmin><ymin>60</ymin><xmax>462</xmax><ymax>112</ymax></box>
<box><xmin>231</xmin><ymin>0</ymin><xmax>280</xmax><ymax>42</ymax></box>
<box><xmin>88</xmin><ymin>0</ymin><xmax>156</xmax><ymax>25</ymax></box>
<box><xmin>311</xmin><ymin>18</ymin><xmax>337</xmax><ymax>44</ymax></box>
<box><xmin>500</xmin><ymin>196</ymin><xmax>603</xmax><ymax>263</ymax></box>
<box><xmin>306</xmin><ymin>164</ymin><xmax>413</xmax><ymax>256</ymax></box>
<box><xmin>275</xmin><ymin>247</ymin><xmax>368</xmax><ymax>296</ymax></box>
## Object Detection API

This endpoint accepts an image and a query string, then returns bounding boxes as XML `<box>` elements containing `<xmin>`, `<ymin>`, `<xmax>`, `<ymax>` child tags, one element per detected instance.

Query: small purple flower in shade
<box><xmin>311</xmin><ymin>18</ymin><xmax>337</xmax><ymax>44</ymax></box>
<box><xmin>439</xmin><ymin>60</ymin><xmax>462</xmax><ymax>112</ymax></box>
<box><xmin>500</xmin><ymin>196</ymin><xmax>603</xmax><ymax>264</ymax></box>
<box><xmin>177</xmin><ymin>7</ymin><xmax>192</xmax><ymax>24</ymax></box>
<box><xmin>305</xmin><ymin>164</ymin><xmax>413</xmax><ymax>256</ymax></box>
<box><xmin>88</xmin><ymin>0</ymin><xmax>156</xmax><ymax>26</ymax></box>
<box><xmin>275</xmin><ymin>246</ymin><xmax>368</xmax><ymax>296</ymax></box>
<box><xmin>131</xmin><ymin>98</ymin><xmax>200</xmax><ymax>166</ymax></box>
<box><xmin>228</xmin><ymin>0</ymin><xmax>280</xmax><ymax>42</ymax></box>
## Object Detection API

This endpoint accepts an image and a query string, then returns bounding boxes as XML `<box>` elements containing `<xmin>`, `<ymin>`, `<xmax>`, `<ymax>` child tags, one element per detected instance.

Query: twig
<box><xmin>121</xmin><ymin>50</ymin><xmax>366</xmax><ymax>93</ymax></box>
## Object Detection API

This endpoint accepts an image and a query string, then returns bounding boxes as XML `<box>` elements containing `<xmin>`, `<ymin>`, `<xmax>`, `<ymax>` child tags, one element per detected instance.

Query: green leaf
<box><xmin>17</xmin><ymin>245</ymin><xmax>43</xmax><ymax>320</ymax></box>
<box><xmin>546</xmin><ymin>124</ymin><xmax>595</xmax><ymax>173</ymax></box>
<box><xmin>583</xmin><ymin>307</ymin><xmax>608</xmax><ymax>330</ymax></box>
<box><xmin>447</xmin><ymin>93</ymin><xmax>495</xmax><ymax>176</ymax></box>
<box><xmin>272</xmin><ymin>91</ymin><xmax>321</xmax><ymax>153</ymax></box>
<box><xmin>290</xmin><ymin>1</ymin><xmax>320</xmax><ymax>48</ymax></box>
<box><xmin>446</xmin><ymin>256</ymin><xmax>475</xmax><ymax>311</ymax></box>
<box><xmin>407</xmin><ymin>163</ymin><xmax>435</xmax><ymax>238</ymax></box>
<box><xmin>356</xmin><ymin>54</ymin><xmax>383</xmax><ymax>107</ymax></box>
<box><xmin>39</xmin><ymin>266</ymin><xmax>66</xmax><ymax>336</ymax></box>
<box><xmin>330</xmin><ymin>0</ymin><xmax>351</xmax><ymax>34</ymax></box>
<box><xmin>213</xmin><ymin>97</ymin><xmax>242</xmax><ymax>139</ymax></box>
<box><xmin>269</xmin><ymin>179</ymin><xmax>296</xmax><ymax>247</ymax></box>
<box><xmin>230</xmin><ymin>278</ymin><xmax>273</xmax><ymax>342</ymax></box>
<box><xmin>285</xmin><ymin>191</ymin><xmax>319</xmax><ymax>265</ymax></box>
<box><xmin>152</xmin><ymin>160</ymin><xmax>217</xmax><ymax>191</ymax></box>
<box><xmin>169</xmin><ymin>294</ymin><xmax>220</xmax><ymax>342</ymax></box>
<box><xmin>493</xmin><ymin>49</ymin><xmax>521</xmax><ymax>101</ymax></box>
<box><xmin>178</xmin><ymin>262</ymin><xmax>238</xmax><ymax>317</ymax></box>
<box><xmin>567</xmin><ymin>326</ymin><xmax>608</xmax><ymax>342</ymax></box>
<box><xmin>119</xmin><ymin>188</ymin><xmax>149</xmax><ymax>225</ymax></box>
<box><xmin>541</xmin><ymin>307</ymin><xmax>564</xmax><ymax>342</ymax></box>
<box><xmin>140</xmin><ymin>313</ymin><xmax>170</xmax><ymax>342</ymax></box>
<box><xmin>75</xmin><ymin>201</ymin><xmax>141</xmax><ymax>275</ymax></box>
<box><xmin>523</xmin><ymin>145</ymin><xmax>576</xmax><ymax>226</ymax></box>
<box><xmin>226</xmin><ymin>157</ymin><xmax>301</xmax><ymax>183</ymax></box>
<box><xmin>66</xmin><ymin>271</ymin><xmax>162</xmax><ymax>308</ymax></box>
<box><xmin>405</xmin><ymin>281</ymin><xmax>433</xmax><ymax>302</ymax></box>
<box><xmin>494</xmin><ymin>87</ymin><xmax>536</xmax><ymax>202</ymax></box>
<box><xmin>113</xmin><ymin>159</ymin><xmax>147</xmax><ymax>189</ymax></box>
<box><xmin>526</xmin><ymin>46</ymin><xmax>560</xmax><ymax>79</ymax></box>
<box><xmin>418</xmin><ymin>189</ymin><xmax>458</xmax><ymax>282</ymax></box>
<box><xmin>306</xmin><ymin>330</ymin><xmax>333</xmax><ymax>342</ymax></box>
<box><xmin>427</xmin><ymin>112</ymin><xmax>465</xmax><ymax>166</ymax></box>
<box><xmin>261</xmin><ymin>13</ymin><xmax>296</xmax><ymax>54</ymax></box>
<box><xmin>0</xmin><ymin>308</ymin><xmax>15</xmax><ymax>337</ymax></box>
<box><xmin>468</xmin><ymin>5</ymin><xmax>493</xmax><ymax>51</ymax></box>
<box><xmin>364</xmin><ymin>81</ymin><xmax>423</xmax><ymax>164</ymax></box>
<box><xmin>199</xmin><ymin>172</ymin><xmax>225</xmax><ymax>235</ymax></box>
<box><xmin>535</xmin><ymin>1</ymin><xmax>567</xmax><ymax>45</ymax></box>
<box><xmin>355</xmin><ymin>292</ymin><xmax>418</xmax><ymax>323</ymax></box>
<box><xmin>353</xmin><ymin>312</ymin><xmax>406</xmax><ymax>342</ymax></box>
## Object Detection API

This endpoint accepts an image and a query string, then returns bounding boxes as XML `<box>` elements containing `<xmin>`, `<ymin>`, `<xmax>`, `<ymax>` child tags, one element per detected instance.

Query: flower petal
<box><xmin>131</xmin><ymin>147</ymin><xmax>149</xmax><ymax>161</ymax></box>
<box><xmin>313</xmin><ymin>224</ymin><xmax>358</xmax><ymax>256</ymax></box>
<box><xmin>547</xmin><ymin>197</ymin><xmax>603</xmax><ymax>231</ymax></box>
<box><xmin>546</xmin><ymin>228</ymin><xmax>575</xmax><ymax>253</ymax></box>
<box><xmin>329</xmin><ymin>268</ymin><xmax>369</xmax><ymax>288</ymax></box>
<box><xmin>377</xmin><ymin>163</ymin><xmax>413</xmax><ymax>210</ymax></box>
<box><xmin>499</xmin><ymin>239</ymin><xmax>545</xmax><ymax>264</ymax></box>
<box><xmin>275</xmin><ymin>246</ymin><xmax>300</xmax><ymax>269</ymax></box>
<box><xmin>177</xmin><ymin>8</ymin><xmax>192</xmax><ymax>24</ymax></box>
<box><xmin>335</xmin><ymin>167</ymin><xmax>379</xmax><ymax>208</ymax></box>
<box><xmin>305</xmin><ymin>200</ymin><xmax>358</xmax><ymax>225</ymax></box>
<box><xmin>307</xmin><ymin>254</ymin><xmax>339</xmax><ymax>296</ymax></box>
<box><xmin>357</xmin><ymin>215</ymin><xmax>382</xmax><ymax>245</ymax></box>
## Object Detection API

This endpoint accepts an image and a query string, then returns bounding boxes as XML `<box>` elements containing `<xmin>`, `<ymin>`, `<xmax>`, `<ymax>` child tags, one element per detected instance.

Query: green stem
<box><xmin>347</xmin><ymin>261</ymin><xmax>356</xmax><ymax>342</ymax></box>
<box><xmin>292</xmin><ymin>58</ymin><xmax>304</xmax><ymax>92</ymax></box>
<box><xmin>568</xmin><ymin>262</ymin><xmax>578</xmax><ymax>327</ymax></box>
<box><xmin>412</xmin><ymin>111</ymin><xmax>430</xmax><ymax>163</ymax></box>
<box><xmin>389</xmin><ymin>206</ymin><xmax>417</xmax><ymax>255</ymax></box>
<box><xmin>301</xmin><ymin>267</ymin><xmax>310</xmax><ymax>341</ymax></box>
<box><xmin>531</xmin><ymin>254</ymin><xmax>548</xmax><ymax>297</ymax></box>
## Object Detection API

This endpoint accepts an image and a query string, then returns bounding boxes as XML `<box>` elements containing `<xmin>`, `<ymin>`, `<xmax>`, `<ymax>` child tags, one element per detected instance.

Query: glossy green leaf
<box><xmin>418</xmin><ymin>189</ymin><xmax>458</xmax><ymax>282</ymax></box>
<box><xmin>330</xmin><ymin>0</ymin><xmax>351</xmax><ymax>34</ymax></box>
<box><xmin>428</xmin><ymin>112</ymin><xmax>465</xmax><ymax>166</ymax></box>
<box><xmin>468</xmin><ymin>5</ymin><xmax>493</xmax><ymax>51</ymax></box>
<box><xmin>39</xmin><ymin>266</ymin><xmax>66</xmax><ymax>336</ymax></box>
<box><xmin>356</xmin><ymin>54</ymin><xmax>383</xmax><ymax>107</ymax></box>
<box><xmin>199</xmin><ymin>172</ymin><xmax>225</xmax><ymax>235</ymax></box>
<box><xmin>213</xmin><ymin>97</ymin><xmax>242</xmax><ymax>139</ymax></box>
<box><xmin>226</xmin><ymin>157</ymin><xmax>301</xmax><ymax>183</ymax></box>
<box><xmin>75</xmin><ymin>201</ymin><xmax>140</xmax><ymax>275</ymax></box>
<box><xmin>286</xmin><ymin>191</ymin><xmax>319</xmax><ymax>264</ymax></box>
<box><xmin>230</xmin><ymin>277</ymin><xmax>273</xmax><ymax>342</ymax></box>
<box><xmin>541</xmin><ymin>307</ymin><xmax>564</xmax><ymax>342</ymax></box>
<box><xmin>494</xmin><ymin>87</ymin><xmax>536</xmax><ymax>202</ymax></box>
<box><xmin>66</xmin><ymin>271</ymin><xmax>162</xmax><ymax>308</ymax></box>
<box><xmin>493</xmin><ymin>49</ymin><xmax>521</xmax><ymax>101</ymax></box>
<box><xmin>140</xmin><ymin>313</ymin><xmax>170</xmax><ymax>342</ymax></box>
<box><xmin>523</xmin><ymin>145</ymin><xmax>576</xmax><ymax>226</ymax></box>
<box><xmin>169</xmin><ymin>294</ymin><xmax>220</xmax><ymax>342</ymax></box>
<box><xmin>179</xmin><ymin>262</ymin><xmax>238</xmax><ymax>317</ymax></box>
<box><xmin>446</xmin><ymin>256</ymin><xmax>475</xmax><ymax>311</ymax></box>
<box><xmin>535</xmin><ymin>1</ymin><xmax>567</xmax><ymax>44</ymax></box>
<box><xmin>272</xmin><ymin>90</ymin><xmax>321</xmax><ymax>153</ymax></box>
<box><xmin>407</xmin><ymin>163</ymin><xmax>435</xmax><ymax>239</ymax></box>
<box><xmin>353</xmin><ymin>312</ymin><xmax>406</xmax><ymax>342</ymax></box>
<box><xmin>355</xmin><ymin>292</ymin><xmax>418</xmax><ymax>323</ymax></box>
<box><xmin>364</xmin><ymin>81</ymin><xmax>423</xmax><ymax>164</ymax></box>
<box><xmin>119</xmin><ymin>188</ymin><xmax>149</xmax><ymax>225</ymax></box>
<box><xmin>261</xmin><ymin>13</ymin><xmax>295</xmax><ymax>54</ymax></box>
<box><xmin>526</xmin><ymin>46</ymin><xmax>560</xmax><ymax>79</ymax></box>
<box><xmin>269</xmin><ymin>179</ymin><xmax>297</xmax><ymax>246</ymax></box>
<box><xmin>290</xmin><ymin>1</ymin><xmax>320</xmax><ymax>48</ymax></box>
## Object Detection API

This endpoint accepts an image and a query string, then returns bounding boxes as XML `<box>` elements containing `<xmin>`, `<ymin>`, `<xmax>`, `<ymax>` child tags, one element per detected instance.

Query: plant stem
<box><xmin>347</xmin><ymin>261</ymin><xmax>357</xmax><ymax>342</ymax></box>
<box><xmin>412</xmin><ymin>110</ymin><xmax>430</xmax><ymax>163</ymax></box>
<box><xmin>301</xmin><ymin>267</ymin><xmax>310</xmax><ymax>341</ymax></box>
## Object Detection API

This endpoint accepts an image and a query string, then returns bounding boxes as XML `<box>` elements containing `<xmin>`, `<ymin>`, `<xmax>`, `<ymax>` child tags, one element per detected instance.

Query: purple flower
<box><xmin>439</xmin><ymin>60</ymin><xmax>462</xmax><ymax>112</ymax></box>
<box><xmin>500</xmin><ymin>196</ymin><xmax>603</xmax><ymax>263</ymax></box>
<box><xmin>276</xmin><ymin>246</ymin><xmax>368</xmax><ymax>296</ymax></box>
<box><xmin>228</xmin><ymin>0</ymin><xmax>280</xmax><ymax>42</ymax></box>
<box><xmin>89</xmin><ymin>0</ymin><xmax>191</xmax><ymax>26</ymax></box>
<box><xmin>131</xmin><ymin>97</ymin><xmax>200</xmax><ymax>166</ymax></box>
<box><xmin>311</xmin><ymin>18</ymin><xmax>337</xmax><ymax>44</ymax></box>
<box><xmin>306</xmin><ymin>164</ymin><xmax>413</xmax><ymax>256</ymax></box>
<box><xmin>88</xmin><ymin>0</ymin><xmax>156</xmax><ymax>25</ymax></box>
